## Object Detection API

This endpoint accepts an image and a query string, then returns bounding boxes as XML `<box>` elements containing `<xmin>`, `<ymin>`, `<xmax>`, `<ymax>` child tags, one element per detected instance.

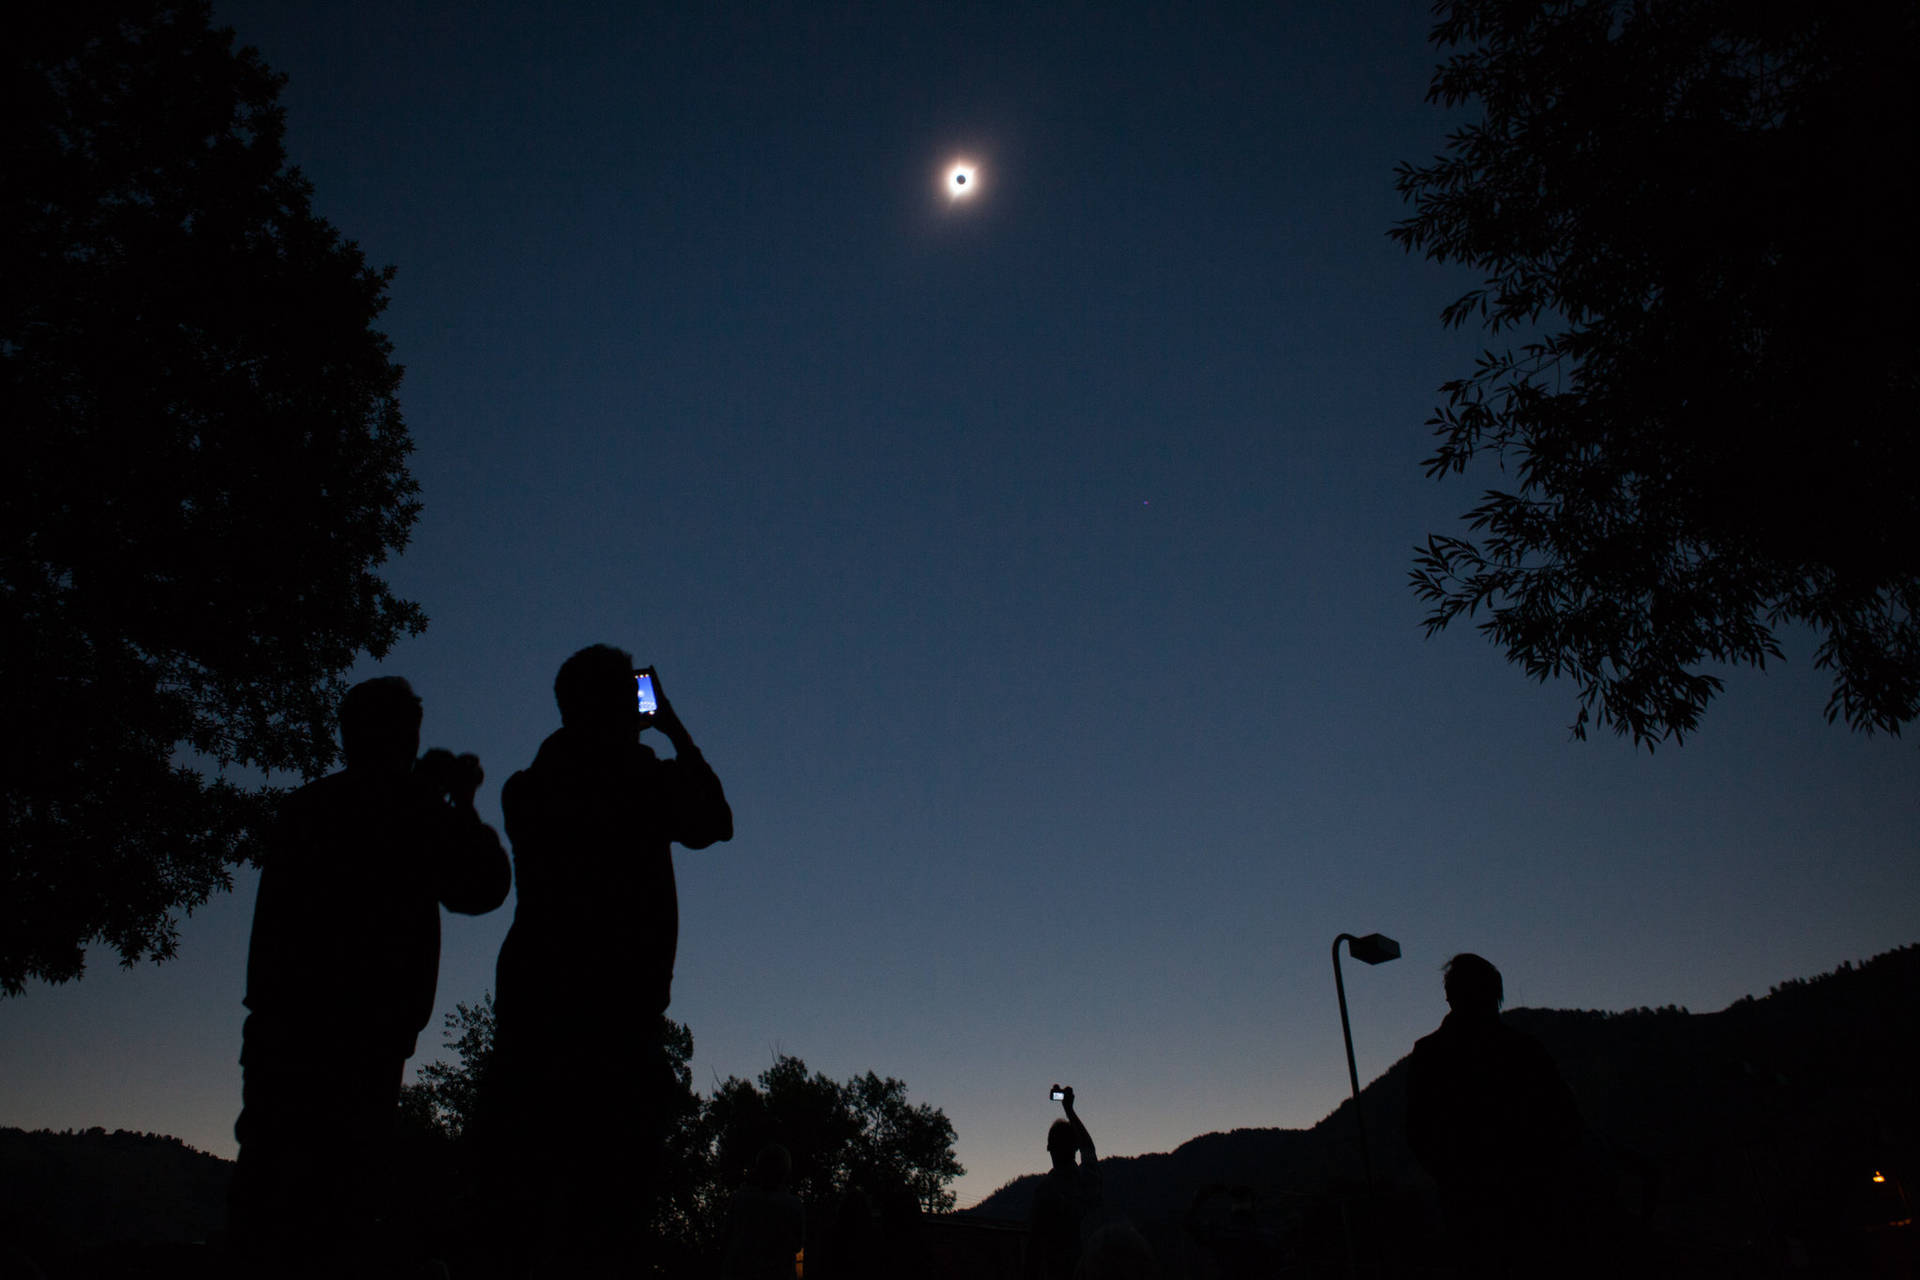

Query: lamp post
<box><xmin>1332</xmin><ymin>931</ymin><xmax>1400</xmax><ymax>1194</ymax></box>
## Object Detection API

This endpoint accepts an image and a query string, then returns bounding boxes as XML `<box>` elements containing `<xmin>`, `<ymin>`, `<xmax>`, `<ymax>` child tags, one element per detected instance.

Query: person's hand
<box><xmin>416</xmin><ymin>749</ymin><xmax>483</xmax><ymax>807</ymax></box>
<box><xmin>641</xmin><ymin>667</ymin><xmax>687</xmax><ymax>738</ymax></box>
<box><xmin>451</xmin><ymin>752</ymin><xmax>483</xmax><ymax>807</ymax></box>
<box><xmin>1060</xmin><ymin>1085</ymin><xmax>1076</xmax><ymax>1111</ymax></box>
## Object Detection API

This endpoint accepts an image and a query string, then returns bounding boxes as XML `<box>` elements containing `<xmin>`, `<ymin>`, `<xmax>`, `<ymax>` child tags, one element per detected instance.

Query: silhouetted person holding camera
<box><xmin>1405</xmin><ymin>952</ymin><xmax>1582</xmax><ymax>1277</ymax></box>
<box><xmin>1028</xmin><ymin>1086</ymin><xmax>1102</xmax><ymax>1280</ymax></box>
<box><xmin>228</xmin><ymin>676</ymin><xmax>510</xmax><ymax>1278</ymax></box>
<box><xmin>476</xmin><ymin>644</ymin><xmax>732</xmax><ymax>1276</ymax></box>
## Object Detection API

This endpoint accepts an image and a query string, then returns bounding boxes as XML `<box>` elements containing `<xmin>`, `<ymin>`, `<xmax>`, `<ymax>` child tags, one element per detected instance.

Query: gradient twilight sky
<box><xmin>4</xmin><ymin>1</ymin><xmax>1916</xmax><ymax>1210</ymax></box>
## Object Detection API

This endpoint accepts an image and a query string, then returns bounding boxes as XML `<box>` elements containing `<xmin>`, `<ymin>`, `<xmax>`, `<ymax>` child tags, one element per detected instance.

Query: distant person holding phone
<box><xmin>1027</xmin><ymin>1085</ymin><xmax>1102</xmax><ymax>1280</ymax></box>
<box><xmin>476</xmin><ymin>644</ymin><xmax>733</xmax><ymax>1276</ymax></box>
<box><xmin>228</xmin><ymin>676</ymin><xmax>509</xmax><ymax>1276</ymax></box>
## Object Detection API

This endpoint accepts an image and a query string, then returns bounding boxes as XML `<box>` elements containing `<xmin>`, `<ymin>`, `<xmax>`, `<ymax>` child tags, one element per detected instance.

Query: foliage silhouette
<box><xmin>400</xmin><ymin>997</ymin><xmax>962</xmax><ymax>1268</ymax></box>
<box><xmin>399</xmin><ymin>996</ymin><xmax>500</xmax><ymax>1142</ymax></box>
<box><xmin>1392</xmin><ymin>0</ymin><xmax>1920</xmax><ymax>746</ymax></box>
<box><xmin>395</xmin><ymin>997</ymin><xmax>960</xmax><ymax>1274</ymax></box>
<box><xmin>2</xmin><ymin>2</ymin><xmax>425</xmax><ymax>993</ymax></box>
<box><xmin>705</xmin><ymin>1054</ymin><xmax>965</xmax><ymax>1217</ymax></box>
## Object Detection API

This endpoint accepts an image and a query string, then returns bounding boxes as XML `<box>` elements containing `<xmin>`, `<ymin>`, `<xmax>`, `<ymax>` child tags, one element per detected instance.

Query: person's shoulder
<box><xmin>1492</xmin><ymin>1016</ymin><xmax>1547</xmax><ymax>1051</ymax></box>
<box><xmin>299</xmin><ymin>768</ymin><xmax>354</xmax><ymax>794</ymax></box>
<box><xmin>278</xmin><ymin>769</ymin><xmax>352</xmax><ymax>813</ymax></box>
<box><xmin>1496</xmin><ymin>1019</ymin><xmax>1561</xmax><ymax>1067</ymax></box>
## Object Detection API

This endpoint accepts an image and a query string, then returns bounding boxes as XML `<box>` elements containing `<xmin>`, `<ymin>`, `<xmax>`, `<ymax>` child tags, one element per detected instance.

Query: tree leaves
<box><xmin>1393</xmin><ymin>0</ymin><xmax>1920</xmax><ymax>745</ymax></box>
<box><xmin>3</xmin><ymin>3</ymin><xmax>425</xmax><ymax>990</ymax></box>
<box><xmin>396</xmin><ymin>999</ymin><xmax>966</xmax><ymax>1264</ymax></box>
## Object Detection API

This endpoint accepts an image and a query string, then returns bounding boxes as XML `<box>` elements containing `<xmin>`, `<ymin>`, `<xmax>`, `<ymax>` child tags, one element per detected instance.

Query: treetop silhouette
<box><xmin>1394</xmin><ymin>0</ymin><xmax>1919</xmax><ymax>745</ymax></box>
<box><xmin>3</xmin><ymin>2</ymin><xmax>425</xmax><ymax>991</ymax></box>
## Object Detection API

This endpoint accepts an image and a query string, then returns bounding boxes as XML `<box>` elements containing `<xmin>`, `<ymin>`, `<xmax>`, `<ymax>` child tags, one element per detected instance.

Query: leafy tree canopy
<box><xmin>2</xmin><ymin>2</ymin><xmax>425</xmax><ymax>991</ymax></box>
<box><xmin>1393</xmin><ymin>0</ymin><xmax>1919</xmax><ymax>745</ymax></box>
<box><xmin>398</xmin><ymin>999</ymin><xmax>965</xmax><ymax>1267</ymax></box>
<box><xmin>704</xmin><ymin>1055</ymin><xmax>966</xmax><ymax>1216</ymax></box>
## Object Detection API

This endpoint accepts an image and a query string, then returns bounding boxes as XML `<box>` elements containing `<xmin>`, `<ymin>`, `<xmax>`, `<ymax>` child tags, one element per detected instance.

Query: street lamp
<box><xmin>1332</xmin><ymin>931</ymin><xmax>1400</xmax><ymax>1193</ymax></box>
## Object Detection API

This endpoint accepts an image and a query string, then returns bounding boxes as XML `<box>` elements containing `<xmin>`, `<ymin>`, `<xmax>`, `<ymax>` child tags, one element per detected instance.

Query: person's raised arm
<box><xmin>1061</xmin><ymin>1086</ymin><xmax>1095</xmax><ymax>1165</ymax></box>
<box><xmin>422</xmin><ymin>750</ymin><xmax>510</xmax><ymax>915</ymax></box>
<box><xmin>645</xmin><ymin>669</ymin><xmax>734</xmax><ymax>849</ymax></box>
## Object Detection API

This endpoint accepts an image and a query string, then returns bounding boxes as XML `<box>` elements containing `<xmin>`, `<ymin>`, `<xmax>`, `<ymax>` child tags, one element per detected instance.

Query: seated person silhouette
<box><xmin>227</xmin><ymin>676</ymin><xmax>509</xmax><ymax>1277</ymax></box>
<box><xmin>1405</xmin><ymin>952</ymin><xmax>1582</xmax><ymax>1276</ymax></box>
<box><xmin>719</xmin><ymin>1143</ymin><xmax>806</xmax><ymax>1280</ymax></box>
<box><xmin>476</xmin><ymin>644</ymin><xmax>733</xmax><ymax>1275</ymax></box>
<box><xmin>1027</xmin><ymin>1085</ymin><xmax>1101</xmax><ymax>1280</ymax></box>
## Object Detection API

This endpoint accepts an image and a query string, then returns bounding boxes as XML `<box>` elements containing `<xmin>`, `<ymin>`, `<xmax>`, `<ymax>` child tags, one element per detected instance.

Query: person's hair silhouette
<box><xmin>338</xmin><ymin>675</ymin><xmax>423</xmax><ymax>772</ymax></box>
<box><xmin>553</xmin><ymin>642</ymin><xmax>636</xmax><ymax>734</ymax></box>
<box><xmin>473</xmin><ymin>643</ymin><xmax>733</xmax><ymax>1277</ymax></box>
<box><xmin>1405</xmin><ymin>952</ymin><xmax>1582</xmax><ymax>1278</ymax></box>
<box><xmin>227</xmin><ymin>676</ymin><xmax>508</xmax><ymax>1276</ymax></box>
<box><xmin>1442</xmin><ymin>951</ymin><xmax>1503</xmax><ymax>1013</ymax></box>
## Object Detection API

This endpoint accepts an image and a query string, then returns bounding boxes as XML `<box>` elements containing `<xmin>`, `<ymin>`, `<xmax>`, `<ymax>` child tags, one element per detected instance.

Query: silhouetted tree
<box><xmin>399</xmin><ymin>997</ymin><xmax>500</xmax><ymax>1142</ymax></box>
<box><xmin>705</xmin><ymin>1054</ymin><xmax>965</xmax><ymax>1219</ymax></box>
<box><xmin>843</xmin><ymin>1070</ymin><xmax>966</xmax><ymax>1214</ymax></box>
<box><xmin>2</xmin><ymin>2</ymin><xmax>425</xmax><ymax>991</ymax></box>
<box><xmin>1393</xmin><ymin>0</ymin><xmax>1919</xmax><ymax>745</ymax></box>
<box><xmin>397</xmin><ymin>1001</ymin><xmax>714</xmax><ymax>1270</ymax></box>
<box><xmin>396</xmin><ymin>998</ymin><xmax>962</xmax><ymax>1265</ymax></box>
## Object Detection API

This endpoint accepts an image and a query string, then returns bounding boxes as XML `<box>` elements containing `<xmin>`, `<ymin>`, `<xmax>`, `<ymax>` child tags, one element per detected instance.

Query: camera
<box><xmin>416</xmin><ymin>748</ymin><xmax>482</xmax><ymax>803</ymax></box>
<box><xmin>634</xmin><ymin>668</ymin><xmax>659</xmax><ymax>717</ymax></box>
<box><xmin>1050</xmin><ymin>1085</ymin><xmax>1068</xmax><ymax>1102</ymax></box>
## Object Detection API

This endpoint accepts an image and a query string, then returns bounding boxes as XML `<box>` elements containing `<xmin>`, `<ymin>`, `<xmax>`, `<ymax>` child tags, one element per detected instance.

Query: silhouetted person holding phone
<box><xmin>228</xmin><ymin>676</ymin><xmax>509</xmax><ymax>1277</ymax></box>
<box><xmin>1405</xmin><ymin>953</ymin><xmax>1582</xmax><ymax>1277</ymax></box>
<box><xmin>477</xmin><ymin>644</ymin><xmax>732</xmax><ymax>1276</ymax></box>
<box><xmin>1028</xmin><ymin>1085</ymin><xmax>1102</xmax><ymax>1280</ymax></box>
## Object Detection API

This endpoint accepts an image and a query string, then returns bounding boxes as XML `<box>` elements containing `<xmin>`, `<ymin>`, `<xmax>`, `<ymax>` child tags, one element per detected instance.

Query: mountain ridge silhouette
<box><xmin>970</xmin><ymin>944</ymin><xmax>1917</xmax><ymax>1270</ymax></box>
<box><xmin>4</xmin><ymin>944</ymin><xmax>1913</xmax><ymax>1274</ymax></box>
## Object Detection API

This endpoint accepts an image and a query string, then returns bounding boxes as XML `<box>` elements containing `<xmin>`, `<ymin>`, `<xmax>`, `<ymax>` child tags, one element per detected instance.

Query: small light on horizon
<box><xmin>1874</xmin><ymin>1171</ymin><xmax>1888</xmax><ymax>1183</ymax></box>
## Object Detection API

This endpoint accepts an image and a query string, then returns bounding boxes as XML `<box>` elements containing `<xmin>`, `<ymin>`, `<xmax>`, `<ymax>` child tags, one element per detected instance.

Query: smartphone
<box><xmin>634</xmin><ymin>669</ymin><xmax>659</xmax><ymax>717</ymax></box>
<box><xmin>1050</xmin><ymin>1086</ymin><xmax>1067</xmax><ymax>1102</ymax></box>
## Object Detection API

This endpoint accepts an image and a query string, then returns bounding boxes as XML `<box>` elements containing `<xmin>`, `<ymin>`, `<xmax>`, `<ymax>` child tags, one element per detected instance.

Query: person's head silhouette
<box><xmin>1442</xmin><ymin>952</ymin><xmax>1503</xmax><ymax>1020</ymax></box>
<box><xmin>1047</xmin><ymin>1119</ymin><xmax>1077</xmax><ymax>1172</ymax></box>
<box><xmin>554</xmin><ymin>643</ymin><xmax>639</xmax><ymax>745</ymax></box>
<box><xmin>751</xmin><ymin>1142</ymin><xmax>793</xmax><ymax>1191</ymax></box>
<box><xmin>338</xmin><ymin>676</ymin><xmax>422</xmax><ymax>776</ymax></box>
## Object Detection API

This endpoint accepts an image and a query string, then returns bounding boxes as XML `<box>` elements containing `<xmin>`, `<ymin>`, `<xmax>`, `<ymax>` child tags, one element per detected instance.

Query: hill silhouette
<box><xmin>0</xmin><ymin>1126</ymin><xmax>229</xmax><ymax>1268</ymax></box>
<box><xmin>973</xmin><ymin>944</ymin><xmax>1918</xmax><ymax>1274</ymax></box>
<box><xmin>4</xmin><ymin>946</ymin><xmax>1913</xmax><ymax>1276</ymax></box>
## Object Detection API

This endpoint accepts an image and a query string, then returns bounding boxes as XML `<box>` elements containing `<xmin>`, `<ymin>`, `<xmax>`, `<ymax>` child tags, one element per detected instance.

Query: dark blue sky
<box><xmin>3</xmin><ymin>1</ymin><xmax>1915</xmax><ymax>1207</ymax></box>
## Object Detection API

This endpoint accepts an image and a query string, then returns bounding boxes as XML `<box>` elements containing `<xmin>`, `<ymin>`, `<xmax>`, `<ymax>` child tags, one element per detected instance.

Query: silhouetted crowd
<box><xmin>228</xmin><ymin>645</ymin><xmax>731</xmax><ymax>1278</ymax></box>
<box><xmin>223</xmin><ymin>646</ymin><xmax>1593</xmax><ymax>1279</ymax></box>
